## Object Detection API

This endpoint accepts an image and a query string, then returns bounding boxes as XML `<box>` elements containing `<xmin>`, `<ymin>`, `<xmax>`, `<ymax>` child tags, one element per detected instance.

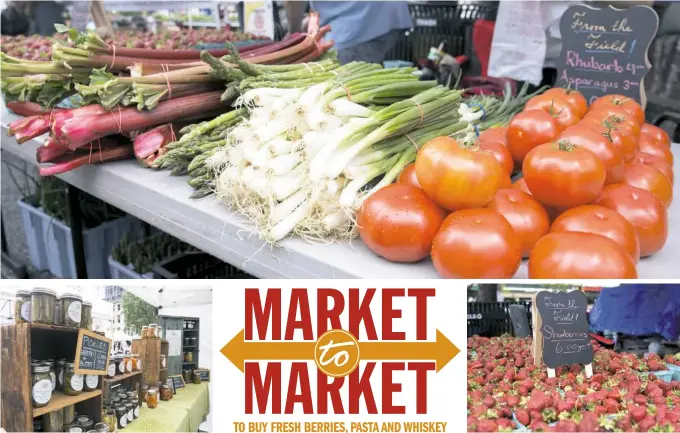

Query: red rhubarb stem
<box><xmin>39</xmin><ymin>145</ymin><xmax>134</xmax><ymax>176</ymax></box>
<box><xmin>133</xmin><ymin>124</ymin><xmax>176</xmax><ymax>159</ymax></box>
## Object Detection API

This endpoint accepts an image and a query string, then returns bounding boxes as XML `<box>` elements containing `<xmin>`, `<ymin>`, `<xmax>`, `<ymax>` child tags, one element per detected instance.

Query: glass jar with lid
<box><xmin>160</xmin><ymin>384</ymin><xmax>172</xmax><ymax>401</ymax></box>
<box><xmin>123</xmin><ymin>354</ymin><xmax>132</xmax><ymax>373</ymax></box>
<box><xmin>41</xmin><ymin>360</ymin><xmax>56</xmax><ymax>391</ymax></box>
<box><xmin>107</xmin><ymin>358</ymin><xmax>116</xmax><ymax>378</ymax></box>
<box><xmin>31</xmin><ymin>288</ymin><xmax>56</xmax><ymax>325</ymax></box>
<box><xmin>84</xmin><ymin>374</ymin><xmax>98</xmax><ymax>391</ymax></box>
<box><xmin>63</xmin><ymin>362</ymin><xmax>84</xmax><ymax>396</ymax></box>
<box><xmin>14</xmin><ymin>290</ymin><xmax>31</xmax><ymax>323</ymax></box>
<box><xmin>131</xmin><ymin>354</ymin><xmax>141</xmax><ymax>371</ymax></box>
<box><xmin>55</xmin><ymin>359</ymin><xmax>66</xmax><ymax>390</ymax></box>
<box><xmin>65</xmin><ymin>424</ymin><xmax>84</xmax><ymax>433</ymax></box>
<box><xmin>31</xmin><ymin>363</ymin><xmax>53</xmax><ymax>408</ymax></box>
<box><xmin>94</xmin><ymin>422</ymin><xmax>110</xmax><ymax>432</ymax></box>
<box><xmin>141</xmin><ymin>326</ymin><xmax>149</xmax><ymax>339</ymax></box>
<box><xmin>61</xmin><ymin>293</ymin><xmax>83</xmax><ymax>328</ymax></box>
<box><xmin>146</xmin><ymin>389</ymin><xmax>158</xmax><ymax>409</ymax></box>
<box><xmin>115</xmin><ymin>405</ymin><xmax>127</xmax><ymax>429</ymax></box>
<box><xmin>55</xmin><ymin>296</ymin><xmax>62</xmax><ymax>326</ymax></box>
<box><xmin>76</xmin><ymin>415</ymin><xmax>93</xmax><ymax>431</ymax></box>
<box><xmin>147</xmin><ymin>324</ymin><xmax>157</xmax><ymax>338</ymax></box>
<box><xmin>81</xmin><ymin>301</ymin><xmax>92</xmax><ymax>330</ymax></box>
<box><xmin>160</xmin><ymin>354</ymin><xmax>167</xmax><ymax>369</ymax></box>
<box><xmin>115</xmin><ymin>355</ymin><xmax>126</xmax><ymax>376</ymax></box>
<box><xmin>104</xmin><ymin>408</ymin><xmax>116</xmax><ymax>433</ymax></box>
<box><xmin>125</xmin><ymin>401</ymin><xmax>134</xmax><ymax>424</ymax></box>
<box><xmin>193</xmin><ymin>372</ymin><xmax>202</xmax><ymax>385</ymax></box>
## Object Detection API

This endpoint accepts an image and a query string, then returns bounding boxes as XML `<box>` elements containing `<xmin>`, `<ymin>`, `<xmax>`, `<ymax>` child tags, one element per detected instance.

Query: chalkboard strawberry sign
<box><xmin>555</xmin><ymin>4</ymin><xmax>659</xmax><ymax>107</ymax></box>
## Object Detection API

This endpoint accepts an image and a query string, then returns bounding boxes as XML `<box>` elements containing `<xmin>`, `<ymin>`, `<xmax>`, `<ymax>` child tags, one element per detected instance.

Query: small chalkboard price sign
<box><xmin>169</xmin><ymin>375</ymin><xmax>185</xmax><ymax>390</ymax></box>
<box><xmin>194</xmin><ymin>369</ymin><xmax>210</xmax><ymax>381</ymax></box>
<box><xmin>74</xmin><ymin>329</ymin><xmax>112</xmax><ymax>375</ymax></box>
<box><xmin>555</xmin><ymin>4</ymin><xmax>659</xmax><ymax>107</ymax></box>
<box><xmin>535</xmin><ymin>290</ymin><xmax>594</xmax><ymax>378</ymax></box>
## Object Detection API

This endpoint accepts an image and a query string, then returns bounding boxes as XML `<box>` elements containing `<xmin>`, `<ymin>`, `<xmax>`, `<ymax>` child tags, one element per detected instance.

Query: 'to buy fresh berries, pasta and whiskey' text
<box><xmin>218</xmin><ymin>286</ymin><xmax>463</xmax><ymax>433</ymax></box>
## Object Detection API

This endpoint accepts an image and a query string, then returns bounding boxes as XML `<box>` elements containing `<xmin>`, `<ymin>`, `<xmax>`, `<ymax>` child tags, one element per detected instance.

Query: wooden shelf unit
<box><xmin>32</xmin><ymin>390</ymin><xmax>102</xmax><ymax>418</ymax></box>
<box><xmin>1</xmin><ymin>323</ymin><xmax>104</xmax><ymax>432</ymax></box>
<box><xmin>131</xmin><ymin>338</ymin><xmax>167</xmax><ymax>388</ymax></box>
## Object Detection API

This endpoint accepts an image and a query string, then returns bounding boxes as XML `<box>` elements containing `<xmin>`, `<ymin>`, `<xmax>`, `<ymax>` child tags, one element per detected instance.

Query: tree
<box><xmin>121</xmin><ymin>291</ymin><xmax>157</xmax><ymax>335</ymax></box>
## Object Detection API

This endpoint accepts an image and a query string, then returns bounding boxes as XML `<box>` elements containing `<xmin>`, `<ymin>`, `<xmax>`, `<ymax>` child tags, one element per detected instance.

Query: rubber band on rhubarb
<box><xmin>109</xmin><ymin>45</ymin><xmax>116</xmax><ymax>71</ymax></box>
<box><xmin>111</xmin><ymin>107</ymin><xmax>124</xmax><ymax>135</ymax></box>
<box><xmin>161</xmin><ymin>64</ymin><xmax>172</xmax><ymax>100</ymax></box>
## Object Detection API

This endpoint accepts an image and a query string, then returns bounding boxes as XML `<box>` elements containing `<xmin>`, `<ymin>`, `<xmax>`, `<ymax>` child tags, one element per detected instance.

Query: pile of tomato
<box><xmin>357</xmin><ymin>90</ymin><xmax>674</xmax><ymax>279</ymax></box>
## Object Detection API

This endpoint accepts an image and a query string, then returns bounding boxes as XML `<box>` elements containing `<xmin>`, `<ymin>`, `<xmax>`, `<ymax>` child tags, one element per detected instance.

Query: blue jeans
<box><xmin>337</xmin><ymin>30</ymin><xmax>400</xmax><ymax>65</ymax></box>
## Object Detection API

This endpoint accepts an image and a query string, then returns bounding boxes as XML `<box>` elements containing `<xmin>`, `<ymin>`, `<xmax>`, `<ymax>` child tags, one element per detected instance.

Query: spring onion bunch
<box><xmin>200</xmin><ymin>60</ymin><xmax>476</xmax><ymax>244</ymax></box>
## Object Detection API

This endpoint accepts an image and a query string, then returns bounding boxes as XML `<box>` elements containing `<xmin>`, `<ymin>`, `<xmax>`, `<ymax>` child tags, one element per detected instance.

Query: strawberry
<box><xmin>556</xmin><ymin>398</ymin><xmax>574</xmax><ymax>414</ymax></box>
<box><xmin>515</xmin><ymin>409</ymin><xmax>530</xmax><ymax>426</ymax></box>
<box><xmin>554</xmin><ymin>419</ymin><xmax>578</xmax><ymax>432</ymax></box>
<box><xmin>506</xmin><ymin>395</ymin><xmax>520</xmax><ymax>408</ymax></box>
<box><xmin>631</xmin><ymin>405</ymin><xmax>647</xmax><ymax>422</ymax></box>
<box><xmin>467</xmin><ymin>416</ymin><xmax>480</xmax><ymax>432</ymax></box>
<box><xmin>477</xmin><ymin>419</ymin><xmax>498</xmax><ymax>432</ymax></box>
<box><xmin>496</xmin><ymin>418</ymin><xmax>514</xmax><ymax>430</ymax></box>
<box><xmin>483</xmin><ymin>395</ymin><xmax>496</xmax><ymax>408</ymax></box>
<box><xmin>604</xmin><ymin>398</ymin><xmax>620</xmax><ymax>414</ymax></box>
<box><xmin>577</xmin><ymin>412</ymin><xmax>600</xmax><ymax>432</ymax></box>
<box><xmin>529</xmin><ymin>421</ymin><xmax>549</xmax><ymax>432</ymax></box>
<box><xmin>637</xmin><ymin>416</ymin><xmax>656</xmax><ymax>432</ymax></box>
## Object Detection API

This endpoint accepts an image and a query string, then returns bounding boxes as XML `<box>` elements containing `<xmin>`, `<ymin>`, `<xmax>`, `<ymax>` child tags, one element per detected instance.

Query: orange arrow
<box><xmin>221</xmin><ymin>329</ymin><xmax>459</xmax><ymax>373</ymax></box>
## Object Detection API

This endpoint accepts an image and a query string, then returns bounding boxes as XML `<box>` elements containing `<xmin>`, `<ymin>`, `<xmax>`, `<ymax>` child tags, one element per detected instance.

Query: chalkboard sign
<box><xmin>74</xmin><ymin>329</ymin><xmax>112</xmax><ymax>375</ymax></box>
<box><xmin>555</xmin><ymin>4</ymin><xmax>659</xmax><ymax>107</ymax></box>
<box><xmin>169</xmin><ymin>375</ymin><xmax>185</xmax><ymax>390</ymax></box>
<box><xmin>536</xmin><ymin>291</ymin><xmax>593</xmax><ymax>369</ymax></box>
<box><xmin>194</xmin><ymin>369</ymin><xmax>210</xmax><ymax>381</ymax></box>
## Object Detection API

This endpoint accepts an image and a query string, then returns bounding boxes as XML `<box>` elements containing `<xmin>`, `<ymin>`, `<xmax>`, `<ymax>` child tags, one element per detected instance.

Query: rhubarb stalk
<box><xmin>39</xmin><ymin>145</ymin><xmax>134</xmax><ymax>176</ymax></box>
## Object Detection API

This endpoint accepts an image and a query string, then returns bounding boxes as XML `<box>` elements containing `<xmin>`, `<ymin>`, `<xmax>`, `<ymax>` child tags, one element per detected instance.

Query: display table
<box><xmin>125</xmin><ymin>382</ymin><xmax>210</xmax><ymax>433</ymax></box>
<box><xmin>1</xmin><ymin>109</ymin><xmax>678</xmax><ymax>278</ymax></box>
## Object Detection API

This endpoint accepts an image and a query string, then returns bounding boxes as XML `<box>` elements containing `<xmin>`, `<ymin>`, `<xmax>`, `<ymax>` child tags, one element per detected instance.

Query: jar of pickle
<box><xmin>115</xmin><ymin>405</ymin><xmax>127</xmax><ymax>429</ymax></box>
<box><xmin>61</xmin><ymin>293</ymin><xmax>82</xmax><ymax>328</ymax></box>
<box><xmin>63</xmin><ymin>404</ymin><xmax>75</xmax><ymax>425</ymax></box>
<box><xmin>63</xmin><ymin>362</ymin><xmax>83</xmax><ymax>396</ymax></box>
<box><xmin>115</xmin><ymin>356</ymin><xmax>126</xmax><ymax>376</ymax></box>
<box><xmin>31</xmin><ymin>363</ymin><xmax>52</xmax><ymax>408</ymax></box>
<box><xmin>182</xmin><ymin>369</ymin><xmax>192</xmax><ymax>383</ymax></box>
<box><xmin>193</xmin><ymin>373</ymin><xmax>202</xmax><ymax>385</ymax></box>
<box><xmin>104</xmin><ymin>408</ymin><xmax>116</xmax><ymax>433</ymax></box>
<box><xmin>65</xmin><ymin>424</ymin><xmax>84</xmax><ymax>433</ymax></box>
<box><xmin>80</xmin><ymin>301</ymin><xmax>92</xmax><ymax>330</ymax></box>
<box><xmin>42</xmin><ymin>360</ymin><xmax>56</xmax><ymax>391</ymax></box>
<box><xmin>84</xmin><ymin>374</ymin><xmax>98</xmax><ymax>391</ymax></box>
<box><xmin>124</xmin><ymin>354</ymin><xmax>132</xmax><ymax>373</ymax></box>
<box><xmin>146</xmin><ymin>389</ymin><xmax>158</xmax><ymax>409</ymax></box>
<box><xmin>155</xmin><ymin>325</ymin><xmax>163</xmax><ymax>339</ymax></box>
<box><xmin>160</xmin><ymin>354</ymin><xmax>167</xmax><ymax>369</ymax></box>
<box><xmin>55</xmin><ymin>359</ymin><xmax>66</xmax><ymax>390</ymax></box>
<box><xmin>107</xmin><ymin>358</ymin><xmax>116</xmax><ymax>378</ymax></box>
<box><xmin>31</xmin><ymin>288</ymin><xmax>56</xmax><ymax>325</ymax></box>
<box><xmin>14</xmin><ymin>290</ymin><xmax>31</xmax><ymax>323</ymax></box>
<box><xmin>160</xmin><ymin>385</ymin><xmax>172</xmax><ymax>401</ymax></box>
<box><xmin>142</xmin><ymin>384</ymin><xmax>149</xmax><ymax>402</ymax></box>
<box><xmin>184</xmin><ymin>352</ymin><xmax>193</xmax><ymax>363</ymax></box>
<box><xmin>148</xmin><ymin>324</ymin><xmax>158</xmax><ymax>339</ymax></box>
<box><xmin>42</xmin><ymin>404</ymin><xmax>64</xmax><ymax>431</ymax></box>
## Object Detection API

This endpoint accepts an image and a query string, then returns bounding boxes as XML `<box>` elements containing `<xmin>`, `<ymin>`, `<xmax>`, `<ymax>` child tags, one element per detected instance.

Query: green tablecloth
<box><xmin>125</xmin><ymin>383</ymin><xmax>210</xmax><ymax>432</ymax></box>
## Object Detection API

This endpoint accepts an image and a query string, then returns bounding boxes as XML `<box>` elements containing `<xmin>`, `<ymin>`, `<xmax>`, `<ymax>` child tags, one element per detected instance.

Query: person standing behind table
<box><xmin>28</xmin><ymin>1</ymin><xmax>66</xmax><ymax>36</ymax></box>
<box><xmin>284</xmin><ymin>1</ymin><xmax>413</xmax><ymax>65</ymax></box>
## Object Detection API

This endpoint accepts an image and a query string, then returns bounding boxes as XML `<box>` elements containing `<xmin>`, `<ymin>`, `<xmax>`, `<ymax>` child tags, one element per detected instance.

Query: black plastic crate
<box><xmin>467</xmin><ymin>301</ymin><xmax>532</xmax><ymax>338</ymax></box>
<box><xmin>152</xmin><ymin>251</ymin><xmax>256</xmax><ymax>279</ymax></box>
<box><xmin>385</xmin><ymin>1</ymin><xmax>499</xmax><ymax>63</ymax></box>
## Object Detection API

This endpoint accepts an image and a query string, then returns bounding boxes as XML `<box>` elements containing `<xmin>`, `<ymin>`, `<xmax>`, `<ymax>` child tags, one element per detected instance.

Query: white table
<box><xmin>1</xmin><ymin>110</ymin><xmax>678</xmax><ymax>278</ymax></box>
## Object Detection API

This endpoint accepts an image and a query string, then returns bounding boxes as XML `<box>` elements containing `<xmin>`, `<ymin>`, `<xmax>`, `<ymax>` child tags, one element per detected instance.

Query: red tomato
<box><xmin>416</xmin><ymin>136</ymin><xmax>504</xmax><ymax>211</ymax></box>
<box><xmin>637</xmin><ymin>134</ymin><xmax>674</xmax><ymax>165</ymax></box>
<box><xmin>641</xmin><ymin>123</ymin><xmax>671</xmax><ymax>146</ymax></box>
<box><xmin>589</xmin><ymin>94</ymin><xmax>645</xmax><ymax>126</ymax></box>
<box><xmin>550</xmin><ymin>205</ymin><xmax>640</xmax><ymax>262</ymax></box>
<box><xmin>580</xmin><ymin>117</ymin><xmax>639</xmax><ymax>162</ymax></box>
<box><xmin>506</xmin><ymin>110</ymin><xmax>561</xmax><ymax>164</ymax></box>
<box><xmin>356</xmin><ymin>183</ymin><xmax>446</xmax><ymax>262</ymax></box>
<box><xmin>585</xmin><ymin>108</ymin><xmax>641</xmax><ymax>139</ymax></box>
<box><xmin>431</xmin><ymin>208</ymin><xmax>522</xmax><ymax>278</ymax></box>
<box><xmin>479</xmin><ymin>127</ymin><xmax>507</xmax><ymax>147</ymax></box>
<box><xmin>559</xmin><ymin>125</ymin><xmax>624</xmax><ymax>184</ymax></box>
<box><xmin>633</xmin><ymin>152</ymin><xmax>674</xmax><ymax>184</ymax></box>
<box><xmin>397</xmin><ymin>163</ymin><xmax>420</xmax><ymax>188</ymax></box>
<box><xmin>479</xmin><ymin>139</ymin><xmax>514</xmax><ymax>177</ymax></box>
<box><xmin>487</xmin><ymin>189</ymin><xmax>550</xmax><ymax>257</ymax></box>
<box><xmin>522</xmin><ymin>141</ymin><xmax>606</xmax><ymax>208</ymax></box>
<box><xmin>543</xmin><ymin>88</ymin><xmax>588</xmax><ymax>118</ymax></box>
<box><xmin>620</xmin><ymin>163</ymin><xmax>673</xmax><ymax>208</ymax></box>
<box><xmin>528</xmin><ymin>232</ymin><xmax>638</xmax><ymax>279</ymax></box>
<box><xmin>500</xmin><ymin>175</ymin><xmax>512</xmax><ymax>189</ymax></box>
<box><xmin>593</xmin><ymin>184</ymin><xmax>668</xmax><ymax>257</ymax></box>
<box><xmin>524</xmin><ymin>94</ymin><xmax>580</xmax><ymax>131</ymax></box>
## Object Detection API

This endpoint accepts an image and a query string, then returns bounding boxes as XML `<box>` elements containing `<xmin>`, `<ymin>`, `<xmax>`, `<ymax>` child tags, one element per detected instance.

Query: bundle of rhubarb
<box><xmin>8</xmin><ymin>91</ymin><xmax>229</xmax><ymax>176</ymax></box>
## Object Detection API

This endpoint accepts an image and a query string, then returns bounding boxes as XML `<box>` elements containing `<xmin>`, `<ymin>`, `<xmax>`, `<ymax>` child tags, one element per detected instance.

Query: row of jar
<box><xmin>31</xmin><ymin>360</ymin><xmax>100</xmax><ymax>407</ymax></box>
<box><xmin>141</xmin><ymin>324</ymin><xmax>162</xmax><ymax>339</ymax></box>
<box><xmin>105</xmin><ymin>388</ymin><xmax>141</xmax><ymax>431</ymax></box>
<box><xmin>107</xmin><ymin>354</ymin><xmax>142</xmax><ymax>377</ymax></box>
<box><xmin>16</xmin><ymin>289</ymin><xmax>92</xmax><ymax>330</ymax></box>
<box><xmin>34</xmin><ymin>405</ymin><xmax>109</xmax><ymax>432</ymax></box>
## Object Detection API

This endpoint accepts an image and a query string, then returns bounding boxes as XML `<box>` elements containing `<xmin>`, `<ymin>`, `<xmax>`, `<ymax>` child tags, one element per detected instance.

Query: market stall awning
<box><xmin>124</xmin><ymin>285</ymin><xmax>212</xmax><ymax>310</ymax></box>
